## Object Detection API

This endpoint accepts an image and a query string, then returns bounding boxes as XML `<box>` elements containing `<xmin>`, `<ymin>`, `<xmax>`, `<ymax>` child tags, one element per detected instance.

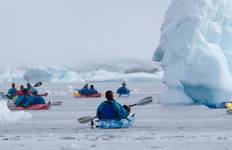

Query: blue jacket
<box><xmin>97</xmin><ymin>100</ymin><xmax>129</xmax><ymax>120</ymax></box>
<box><xmin>79</xmin><ymin>87</ymin><xmax>89</xmax><ymax>95</ymax></box>
<box><xmin>30</xmin><ymin>96</ymin><xmax>45</xmax><ymax>104</ymax></box>
<box><xmin>23</xmin><ymin>96</ymin><xmax>45</xmax><ymax>108</ymax></box>
<box><xmin>88</xmin><ymin>88</ymin><xmax>98</xmax><ymax>95</ymax></box>
<box><xmin>117</xmin><ymin>87</ymin><xmax>130</xmax><ymax>95</ymax></box>
<box><xmin>15</xmin><ymin>95</ymin><xmax>29</xmax><ymax>107</ymax></box>
<box><xmin>7</xmin><ymin>88</ymin><xmax>17</xmax><ymax>98</ymax></box>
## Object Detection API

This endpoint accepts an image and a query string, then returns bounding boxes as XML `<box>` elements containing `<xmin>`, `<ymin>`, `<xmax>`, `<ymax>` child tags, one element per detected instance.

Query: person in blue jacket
<box><xmin>96</xmin><ymin>90</ymin><xmax>130</xmax><ymax>121</ymax></box>
<box><xmin>15</xmin><ymin>89</ymin><xmax>30</xmax><ymax>107</ymax></box>
<box><xmin>79</xmin><ymin>84</ymin><xmax>89</xmax><ymax>96</ymax></box>
<box><xmin>88</xmin><ymin>85</ymin><xmax>99</xmax><ymax>95</ymax></box>
<box><xmin>30</xmin><ymin>89</ymin><xmax>46</xmax><ymax>105</ymax></box>
<box><xmin>6</xmin><ymin>83</ymin><xmax>18</xmax><ymax>99</ymax></box>
<box><xmin>117</xmin><ymin>82</ymin><xmax>130</xmax><ymax>96</ymax></box>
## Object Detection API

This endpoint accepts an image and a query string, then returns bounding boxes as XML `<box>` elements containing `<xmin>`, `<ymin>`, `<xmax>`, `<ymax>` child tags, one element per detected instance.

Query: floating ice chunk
<box><xmin>154</xmin><ymin>0</ymin><xmax>232</xmax><ymax>103</ymax></box>
<box><xmin>0</xmin><ymin>101</ymin><xmax>32</xmax><ymax>122</ymax></box>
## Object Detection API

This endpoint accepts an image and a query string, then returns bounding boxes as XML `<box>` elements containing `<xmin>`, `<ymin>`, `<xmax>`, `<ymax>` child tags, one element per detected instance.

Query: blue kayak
<box><xmin>118</xmin><ymin>94</ymin><xmax>130</xmax><ymax>98</ymax></box>
<box><xmin>203</xmin><ymin>102</ymin><xmax>228</xmax><ymax>109</ymax></box>
<box><xmin>98</xmin><ymin>114</ymin><xmax>135</xmax><ymax>129</ymax></box>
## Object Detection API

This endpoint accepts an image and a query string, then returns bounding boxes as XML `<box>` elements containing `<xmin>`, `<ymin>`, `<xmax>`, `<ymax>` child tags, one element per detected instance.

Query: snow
<box><xmin>153</xmin><ymin>0</ymin><xmax>232</xmax><ymax>104</ymax></box>
<box><xmin>0</xmin><ymin>100</ymin><xmax>32</xmax><ymax>122</ymax></box>
<box><xmin>0</xmin><ymin>81</ymin><xmax>232</xmax><ymax>150</ymax></box>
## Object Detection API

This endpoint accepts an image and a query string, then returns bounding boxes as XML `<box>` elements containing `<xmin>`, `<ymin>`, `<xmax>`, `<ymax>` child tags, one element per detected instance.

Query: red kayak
<box><xmin>8</xmin><ymin>102</ymin><xmax>50</xmax><ymax>110</ymax></box>
<box><xmin>73</xmin><ymin>93</ymin><xmax>101</xmax><ymax>98</ymax></box>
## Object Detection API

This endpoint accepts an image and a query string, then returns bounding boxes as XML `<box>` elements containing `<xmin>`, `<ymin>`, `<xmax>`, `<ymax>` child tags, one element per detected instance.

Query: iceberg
<box><xmin>0</xmin><ymin>101</ymin><xmax>32</xmax><ymax>122</ymax></box>
<box><xmin>153</xmin><ymin>0</ymin><xmax>232</xmax><ymax>104</ymax></box>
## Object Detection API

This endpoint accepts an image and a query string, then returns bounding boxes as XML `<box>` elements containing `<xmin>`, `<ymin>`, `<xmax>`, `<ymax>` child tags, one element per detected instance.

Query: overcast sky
<box><xmin>0</xmin><ymin>0</ymin><xmax>171</xmax><ymax>68</ymax></box>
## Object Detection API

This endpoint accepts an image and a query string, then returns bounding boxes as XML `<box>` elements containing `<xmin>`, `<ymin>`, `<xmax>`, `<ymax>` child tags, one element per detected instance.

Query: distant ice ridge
<box><xmin>153</xmin><ymin>0</ymin><xmax>232</xmax><ymax>104</ymax></box>
<box><xmin>0</xmin><ymin>68</ymin><xmax>24</xmax><ymax>83</ymax></box>
<box><xmin>0</xmin><ymin>66</ymin><xmax>163</xmax><ymax>83</ymax></box>
<box><xmin>0</xmin><ymin>101</ymin><xmax>32</xmax><ymax>122</ymax></box>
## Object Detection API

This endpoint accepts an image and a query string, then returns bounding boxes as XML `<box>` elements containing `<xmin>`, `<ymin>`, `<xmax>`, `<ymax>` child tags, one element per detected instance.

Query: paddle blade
<box><xmin>227</xmin><ymin>109</ymin><xmax>232</xmax><ymax>115</ymax></box>
<box><xmin>136</xmin><ymin>96</ymin><xmax>153</xmax><ymax>106</ymax></box>
<box><xmin>34</xmin><ymin>82</ymin><xmax>42</xmax><ymax>87</ymax></box>
<box><xmin>50</xmin><ymin>101</ymin><xmax>62</xmax><ymax>106</ymax></box>
<box><xmin>78</xmin><ymin>116</ymin><xmax>95</xmax><ymax>124</ymax></box>
<box><xmin>39</xmin><ymin>93</ymin><xmax>48</xmax><ymax>97</ymax></box>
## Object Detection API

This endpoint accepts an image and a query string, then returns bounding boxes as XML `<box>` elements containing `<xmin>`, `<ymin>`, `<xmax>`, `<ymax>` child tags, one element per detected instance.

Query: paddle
<box><xmin>78</xmin><ymin>96</ymin><xmax>153</xmax><ymax>124</ymax></box>
<box><xmin>33</xmin><ymin>82</ymin><xmax>42</xmax><ymax>87</ymax></box>
<box><xmin>67</xmin><ymin>85</ymin><xmax>79</xmax><ymax>91</ymax></box>
<box><xmin>128</xmin><ymin>96</ymin><xmax>153</xmax><ymax>107</ymax></box>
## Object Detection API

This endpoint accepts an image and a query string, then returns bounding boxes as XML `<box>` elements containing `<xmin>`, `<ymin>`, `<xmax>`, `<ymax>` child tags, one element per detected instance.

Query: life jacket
<box><xmin>100</xmin><ymin>101</ymin><xmax>119</xmax><ymax>120</ymax></box>
<box><xmin>88</xmin><ymin>89</ymin><xmax>98</xmax><ymax>95</ymax></box>
<box><xmin>8</xmin><ymin>88</ymin><xmax>17</xmax><ymax>97</ymax></box>
<box><xmin>17</xmin><ymin>90</ymin><xmax>23</xmax><ymax>96</ymax></box>
<box><xmin>117</xmin><ymin>87</ymin><xmax>130</xmax><ymax>95</ymax></box>
<box><xmin>79</xmin><ymin>88</ymin><xmax>89</xmax><ymax>95</ymax></box>
<box><xmin>27</xmin><ymin>90</ymin><xmax>32</xmax><ymax>96</ymax></box>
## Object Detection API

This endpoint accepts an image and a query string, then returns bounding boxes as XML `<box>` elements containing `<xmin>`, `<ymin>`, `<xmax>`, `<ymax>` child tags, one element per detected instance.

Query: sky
<box><xmin>0</xmin><ymin>0</ymin><xmax>171</xmax><ymax>68</ymax></box>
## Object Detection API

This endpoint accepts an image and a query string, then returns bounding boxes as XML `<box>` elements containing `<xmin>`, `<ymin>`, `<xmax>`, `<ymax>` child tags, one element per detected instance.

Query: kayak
<box><xmin>73</xmin><ymin>93</ymin><xmax>101</xmax><ymax>98</ymax></box>
<box><xmin>97</xmin><ymin>114</ymin><xmax>135</xmax><ymax>129</ymax></box>
<box><xmin>118</xmin><ymin>94</ymin><xmax>130</xmax><ymax>98</ymax></box>
<box><xmin>7</xmin><ymin>100</ymin><xmax>62</xmax><ymax>107</ymax></box>
<box><xmin>8</xmin><ymin>102</ymin><xmax>50</xmax><ymax>110</ymax></box>
<box><xmin>203</xmin><ymin>102</ymin><xmax>232</xmax><ymax>109</ymax></box>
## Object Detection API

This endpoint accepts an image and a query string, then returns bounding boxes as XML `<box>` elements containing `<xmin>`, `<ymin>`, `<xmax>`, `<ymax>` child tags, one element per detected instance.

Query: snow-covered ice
<box><xmin>0</xmin><ymin>81</ymin><xmax>232</xmax><ymax>150</ymax></box>
<box><xmin>153</xmin><ymin>0</ymin><xmax>232</xmax><ymax>104</ymax></box>
<box><xmin>0</xmin><ymin>100</ymin><xmax>32</xmax><ymax>122</ymax></box>
<box><xmin>0</xmin><ymin>66</ymin><xmax>163</xmax><ymax>83</ymax></box>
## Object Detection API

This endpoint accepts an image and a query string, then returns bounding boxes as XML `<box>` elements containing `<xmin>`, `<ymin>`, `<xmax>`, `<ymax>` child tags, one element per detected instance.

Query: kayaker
<box><xmin>88</xmin><ymin>85</ymin><xmax>99</xmax><ymax>95</ymax></box>
<box><xmin>6</xmin><ymin>83</ymin><xmax>18</xmax><ymax>99</ymax></box>
<box><xmin>79</xmin><ymin>84</ymin><xmax>89</xmax><ymax>96</ymax></box>
<box><xmin>15</xmin><ymin>89</ymin><xmax>30</xmax><ymax>107</ymax></box>
<box><xmin>30</xmin><ymin>89</ymin><xmax>46</xmax><ymax>105</ymax></box>
<box><xmin>17</xmin><ymin>85</ymin><xmax>24</xmax><ymax>96</ymax></box>
<box><xmin>96</xmin><ymin>90</ymin><xmax>130</xmax><ymax>120</ymax></box>
<box><xmin>116</xmin><ymin>82</ymin><xmax>130</xmax><ymax>96</ymax></box>
<box><xmin>26</xmin><ymin>83</ymin><xmax>32</xmax><ymax>95</ymax></box>
<box><xmin>26</xmin><ymin>83</ymin><xmax>39</xmax><ymax>96</ymax></box>
<box><xmin>26</xmin><ymin>83</ymin><xmax>32</xmax><ymax>91</ymax></box>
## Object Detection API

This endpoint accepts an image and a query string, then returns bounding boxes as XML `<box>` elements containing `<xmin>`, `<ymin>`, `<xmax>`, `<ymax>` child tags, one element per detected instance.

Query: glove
<box><xmin>123</xmin><ymin>105</ymin><xmax>131</xmax><ymax>113</ymax></box>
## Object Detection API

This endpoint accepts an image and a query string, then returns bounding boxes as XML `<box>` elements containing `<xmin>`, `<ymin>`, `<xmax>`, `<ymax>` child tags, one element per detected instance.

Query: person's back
<box><xmin>97</xmin><ymin>91</ymin><xmax>130</xmax><ymax>121</ymax></box>
<box><xmin>15</xmin><ymin>89</ymin><xmax>29</xmax><ymax>107</ymax></box>
<box><xmin>7</xmin><ymin>83</ymin><xmax>17</xmax><ymax>99</ymax></box>
<box><xmin>30</xmin><ymin>96</ymin><xmax>45</xmax><ymax>105</ymax></box>
<box><xmin>117</xmin><ymin>82</ymin><xmax>130</xmax><ymax>95</ymax></box>
<box><xmin>17</xmin><ymin>85</ymin><xmax>24</xmax><ymax>96</ymax></box>
<box><xmin>26</xmin><ymin>83</ymin><xmax>33</xmax><ymax>95</ymax></box>
<box><xmin>30</xmin><ymin>89</ymin><xmax>45</xmax><ymax>105</ymax></box>
<box><xmin>79</xmin><ymin>84</ymin><xmax>89</xmax><ymax>96</ymax></box>
<box><xmin>88</xmin><ymin>85</ymin><xmax>98</xmax><ymax>95</ymax></box>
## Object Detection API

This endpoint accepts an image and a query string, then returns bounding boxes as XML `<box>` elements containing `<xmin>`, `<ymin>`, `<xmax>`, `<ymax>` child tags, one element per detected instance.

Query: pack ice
<box><xmin>153</xmin><ymin>0</ymin><xmax>232</xmax><ymax>104</ymax></box>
